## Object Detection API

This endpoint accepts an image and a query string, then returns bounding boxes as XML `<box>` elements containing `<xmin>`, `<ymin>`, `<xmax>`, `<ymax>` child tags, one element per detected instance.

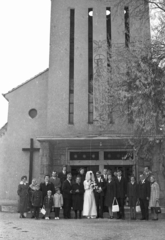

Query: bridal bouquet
<box><xmin>90</xmin><ymin>181</ymin><xmax>98</xmax><ymax>190</ymax></box>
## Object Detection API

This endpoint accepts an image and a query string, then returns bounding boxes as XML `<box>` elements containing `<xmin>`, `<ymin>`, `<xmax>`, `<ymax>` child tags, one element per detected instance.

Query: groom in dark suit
<box><xmin>138</xmin><ymin>174</ymin><xmax>151</xmax><ymax>220</ymax></box>
<box><xmin>94</xmin><ymin>171</ymin><xmax>106</xmax><ymax>218</ymax></box>
<box><xmin>115</xmin><ymin>169</ymin><xmax>127</xmax><ymax>219</ymax></box>
<box><xmin>62</xmin><ymin>172</ymin><xmax>73</xmax><ymax>219</ymax></box>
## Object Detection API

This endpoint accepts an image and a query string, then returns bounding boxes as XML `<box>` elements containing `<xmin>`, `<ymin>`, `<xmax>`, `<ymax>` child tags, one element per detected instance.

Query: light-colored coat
<box><xmin>149</xmin><ymin>182</ymin><xmax>160</xmax><ymax>207</ymax></box>
<box><xmin>53</xmin><ymin>193</ymin><xmax>63</xmax><ymax>207</ymax></box>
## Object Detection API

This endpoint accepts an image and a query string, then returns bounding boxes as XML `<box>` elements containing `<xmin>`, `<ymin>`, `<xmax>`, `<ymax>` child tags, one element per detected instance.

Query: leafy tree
<box><xmin>93</xmin><ymin>0</ymin><xmax>165</xmax><ymax>173</ymax></box>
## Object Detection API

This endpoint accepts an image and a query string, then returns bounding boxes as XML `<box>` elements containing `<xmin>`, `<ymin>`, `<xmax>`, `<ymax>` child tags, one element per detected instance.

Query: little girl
<box><xmin>43</xmin><ymin>190</ymin><xmax>54</xmax><ymax>220</ymax></box>
<box><xmin>53</xmin><ymin>188</ymin><xmax>63</xmax><ymax>219</ymax></box>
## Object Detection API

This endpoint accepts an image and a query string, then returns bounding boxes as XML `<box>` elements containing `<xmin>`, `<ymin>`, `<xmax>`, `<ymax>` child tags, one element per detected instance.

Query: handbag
<box><xmin>40</xmin><ymin>208</ymin><xmax>46</xmax><ymax>215</ymax></box>
<box><xmin>136</xmin><ymin>200</ymin><xmax>141</xmax><ymax>213</ymax></box>
<box><xmin>112</xmin><ymin>198</ymin><xmax>119</xmax><ymax>212</ymax></box>
<box><xmin>155</xmin><ymin>201</ymin><xmax>161</xmax><ymax>214</ymax></box>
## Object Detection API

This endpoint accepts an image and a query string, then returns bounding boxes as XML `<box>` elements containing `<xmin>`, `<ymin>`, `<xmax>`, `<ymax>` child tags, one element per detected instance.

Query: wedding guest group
<box><xmin>17</xmin><ymin>166</ymin><xmax>161</xmax><ymax>221</ymax></box>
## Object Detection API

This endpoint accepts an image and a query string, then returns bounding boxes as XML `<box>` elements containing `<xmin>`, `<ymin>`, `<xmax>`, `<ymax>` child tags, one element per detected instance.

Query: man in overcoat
<box><xmin>102</xmin><ymin>168</ymin><xmax>108</xmax><ymax>182</ymax></box>
<box><xmin>72</xmin><ymin>176</ymin><xmax>84</xmax><ymax>219</ymax></box>
<box><xmin>94</xmin><ymin>171</ymin><xmax>106</xmax><ymax>218</ymax></box>
<box><xmin>143</xmin><ymin>166</ymin><xmax>152</xmax><ymax>182</ymax></box>
<box><xmin>50</xmin><ymin>171</ymin><xmax>61</xmax><ymax>191</ymax></box>
<box><xmin>58</xmin><ymin>165</ymin><xmax>67</xmax><ymax>191</ymax></box>
<box><xmin>138</xmin><ymin>174</ymin><xmax>151</xmax><ymax>220</ymax></box>
<box><xmin>62</xmin><ymin>173</ymin><xmax>73</xmax><ymax>219</ymax></box>
<box><xmin>115</xmin><ymin>169</ymin><xmax>127</xmax><ymax>219</ymax></box>
<box><xmin>40</xmin><ymin>175</ymin><xmax>55</xmax><ymax>203</ymax></box>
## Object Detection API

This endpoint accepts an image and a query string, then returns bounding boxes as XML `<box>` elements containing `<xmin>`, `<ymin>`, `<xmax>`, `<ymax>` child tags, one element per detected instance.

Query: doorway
<box><xmin>104</xmin><ymin>165</ymin><xmax>134</xmax><ymax>182</ymax></box>
<box><xmin>71</xmin><ymin>165</ymin><xmax>99</xmax><ymax>179</ymax></box>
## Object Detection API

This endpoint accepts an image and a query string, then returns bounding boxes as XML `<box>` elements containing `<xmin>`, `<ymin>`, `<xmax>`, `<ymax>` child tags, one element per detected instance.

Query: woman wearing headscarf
<box><xmin>149</xmin><ymin>175</ymin><xmax>160</xmax><ymax>220</ymax></box>
<box><xmin>29</xmin><ymin>178</ymin><xmax>39</xmax><ymax>218</ymax></box>
<box><xmin>83</xmin><ymin>171</ymin><xmax>97</xmax><ymax>218</ymax></box>
<box><xmin>17</xmin><ymin>176</ymin><xmax>29</xmax><ymax>218</ymax></box>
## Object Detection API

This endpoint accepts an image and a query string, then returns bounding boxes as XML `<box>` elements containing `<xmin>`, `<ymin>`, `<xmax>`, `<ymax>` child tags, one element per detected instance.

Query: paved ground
<box><xmin>0</xmin><ymin>213</ymin><xmax>165</xmax><ymax>240</ymax></box>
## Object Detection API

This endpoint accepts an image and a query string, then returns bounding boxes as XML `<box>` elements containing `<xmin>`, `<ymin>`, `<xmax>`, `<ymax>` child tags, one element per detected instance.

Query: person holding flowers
<box><xmin>83</xmin><ymin>171</ymin><xmax>97</xmax><ymax>218</ymax></box>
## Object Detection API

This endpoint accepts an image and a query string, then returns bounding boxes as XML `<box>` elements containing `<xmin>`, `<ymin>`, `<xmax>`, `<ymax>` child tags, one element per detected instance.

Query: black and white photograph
<box><xmin>0</xmin><ymin>0</ymin><xmax>165</xmax><ymax>239</ymax></box>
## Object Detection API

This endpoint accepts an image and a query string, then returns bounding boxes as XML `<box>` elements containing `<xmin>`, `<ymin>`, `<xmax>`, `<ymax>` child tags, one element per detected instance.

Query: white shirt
<box><xmin>97</xmin><ymin>177</ymin><xmax>101</xmax><ymax>182</ymax></box>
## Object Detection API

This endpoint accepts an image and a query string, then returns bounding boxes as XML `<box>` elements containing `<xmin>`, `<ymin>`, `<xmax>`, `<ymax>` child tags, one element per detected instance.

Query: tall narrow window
<box><xmin>88</xmin><ymin>8</ymin><xmax>93</xmax><ymax>124</ymax></box>
<box><xmin>124</xmin><ymin>7</ymin><xmax>130</xmax><ymax>47</ymax></box>
<box><xmin>106</xmin><ymin>7</ymin><xmax>111</xmax><ymax>47</ymax></box>
<box><xmin>106</xmin><ymin>8</ymin><xmax>113</xmax><ymax>124</ymax></box>
<box><xmin>69</xmin><ymin>9</ymin><xmax>75</xmax><ymax>124</ymax></box>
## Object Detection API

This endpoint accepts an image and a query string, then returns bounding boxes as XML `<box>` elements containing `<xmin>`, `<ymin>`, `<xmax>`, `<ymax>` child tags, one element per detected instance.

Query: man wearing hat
<box><xmin>115</xmin><ymin>169</ymin><xmax>127</xmax><ymax>219</ymax></box>
<box><xmin>94</xmin><ymin>171</ymin><xmax>106</xmax><ymax>218</ymax></box>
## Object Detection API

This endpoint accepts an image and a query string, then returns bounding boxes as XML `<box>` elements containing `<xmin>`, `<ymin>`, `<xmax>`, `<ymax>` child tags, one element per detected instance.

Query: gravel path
<box><xmin>0</xmin><ymin>213</ymin><xmax>164</xmax><ymax>240</ymax></box>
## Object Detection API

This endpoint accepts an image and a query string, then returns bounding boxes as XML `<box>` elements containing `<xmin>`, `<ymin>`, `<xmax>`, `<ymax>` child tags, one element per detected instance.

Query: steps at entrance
<box><xmin>0</xmin><ymin>200</ymin><xmax>18</xmax><ymax>213</ymax></box>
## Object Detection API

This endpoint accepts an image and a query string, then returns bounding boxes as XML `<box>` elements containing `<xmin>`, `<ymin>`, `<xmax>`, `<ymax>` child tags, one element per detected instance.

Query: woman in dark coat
<box><xmin>127</xmin><ymin>175</ymin><xmax>138</xmax><ymax>220</ymax></box>
<box><xmin>104</xmin><ymin>173</ymin><xmax>116</xmax><ymax>219</ymax></box>
<box><xmin>72</xmin><ymin>176</ymin><xmax>84</xmax><ymax>219</ymax></box>
<box><xmin>17</xmin><ymin>176</ymin><xmax>29</xmax><ymax>218</ymax></box>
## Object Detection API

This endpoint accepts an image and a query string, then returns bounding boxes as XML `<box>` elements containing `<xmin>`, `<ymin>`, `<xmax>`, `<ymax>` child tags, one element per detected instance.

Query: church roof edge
<box><xmin>0</xmin><ymin>122</ymin><xmax>8</xmax><ymax>138</ymax></box>
<box><xmin>3</xmin><ymin>68</ymin><xmax>49</xmax><ymax>100</ymax></box>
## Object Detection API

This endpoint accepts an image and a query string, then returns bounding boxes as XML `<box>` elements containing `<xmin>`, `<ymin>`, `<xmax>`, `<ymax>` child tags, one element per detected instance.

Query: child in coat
<box><xmin>31</xmin><ymin>184</ymin><xmax>42</xmax><ymax>219</ymax></box>
<box><xmin>53</xmin><ymin>188</ymin><xmax>63</xmax><ymax>219</ymax></box>
<box><xmin>43</xmin><ymin>190</ymin><xmax>54</xmax><ymax>220</ymax></box>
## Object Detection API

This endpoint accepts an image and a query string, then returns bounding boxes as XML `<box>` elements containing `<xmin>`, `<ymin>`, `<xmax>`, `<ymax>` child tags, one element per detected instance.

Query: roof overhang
<box><xmin>37</xmin><ymin>136</ymin><xmax>134</xmax><ymax>149</ymax></box>
<box><xmin>37</xmin><ymin>136</ymin><xmax>134</xmax><ymax>141</ymax></box>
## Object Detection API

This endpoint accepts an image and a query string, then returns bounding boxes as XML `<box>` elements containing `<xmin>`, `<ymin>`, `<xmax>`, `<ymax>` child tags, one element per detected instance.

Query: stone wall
<box><xmin>40</xmin><ymin>142</ymin><xmax>68</xmax><ymax>178</ymax></box>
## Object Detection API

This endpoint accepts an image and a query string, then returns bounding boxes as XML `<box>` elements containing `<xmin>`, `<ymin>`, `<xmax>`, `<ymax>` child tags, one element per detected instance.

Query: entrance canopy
<box><xmin>37</xmin><ymin>136</ymin><xmax>135</xmax><ymax>173</ymax></box>
<box><xmin>37</xmin><ymin>136</ymin><xmax>134</xmax><ymax>149</ymax></box>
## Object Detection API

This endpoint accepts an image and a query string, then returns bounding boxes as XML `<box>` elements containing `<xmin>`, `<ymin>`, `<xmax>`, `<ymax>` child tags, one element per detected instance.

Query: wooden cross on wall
<box><xmin>22</xmin><ymin>138</ymin><xmax>40</xmax><ymax>184</ymax></box>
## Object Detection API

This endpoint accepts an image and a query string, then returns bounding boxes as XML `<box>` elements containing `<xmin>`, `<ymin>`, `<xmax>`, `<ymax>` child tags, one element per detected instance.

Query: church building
<box><xmin>1</xmin><ymin>0</ymin><xmax>164</xmax><ymax>206</ymax></box>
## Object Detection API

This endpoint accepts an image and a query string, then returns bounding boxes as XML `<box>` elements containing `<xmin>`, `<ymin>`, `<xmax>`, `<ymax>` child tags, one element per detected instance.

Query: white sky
<box><xmin>0</xmin><ymin>1</ymin><xmax>160</xmax><ymax>129</ymax></box>
<box><xmin>0</xmin><ymin>0</ymin><xmax>51</xmax><ymax>128</ymax></box>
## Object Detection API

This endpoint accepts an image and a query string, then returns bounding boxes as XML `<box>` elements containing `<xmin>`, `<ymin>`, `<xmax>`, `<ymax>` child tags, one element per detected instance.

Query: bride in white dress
<box><xmin>83</xmin><ymin>171</ymin><xmax>97</xmax><ymax>218</ymax></box>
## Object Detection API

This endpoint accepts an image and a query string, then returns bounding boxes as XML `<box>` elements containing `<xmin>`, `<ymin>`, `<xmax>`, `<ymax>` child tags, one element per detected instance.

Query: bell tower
<box><xmin>46</xmin><ymin>0</ymin><xmax>150</xmax><ymax>136</ymax></box>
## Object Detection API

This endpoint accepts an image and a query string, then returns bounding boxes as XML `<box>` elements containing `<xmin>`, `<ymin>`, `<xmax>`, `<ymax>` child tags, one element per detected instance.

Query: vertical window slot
<box><xmin>69</xmin><ymin>9</ymin><xmax>75</xmax><ymax>124</ymax></box>
<box><xmin>88</xmin><ymin>8</ymin><xmax>93</xmax><ymax>124</ymax></box>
